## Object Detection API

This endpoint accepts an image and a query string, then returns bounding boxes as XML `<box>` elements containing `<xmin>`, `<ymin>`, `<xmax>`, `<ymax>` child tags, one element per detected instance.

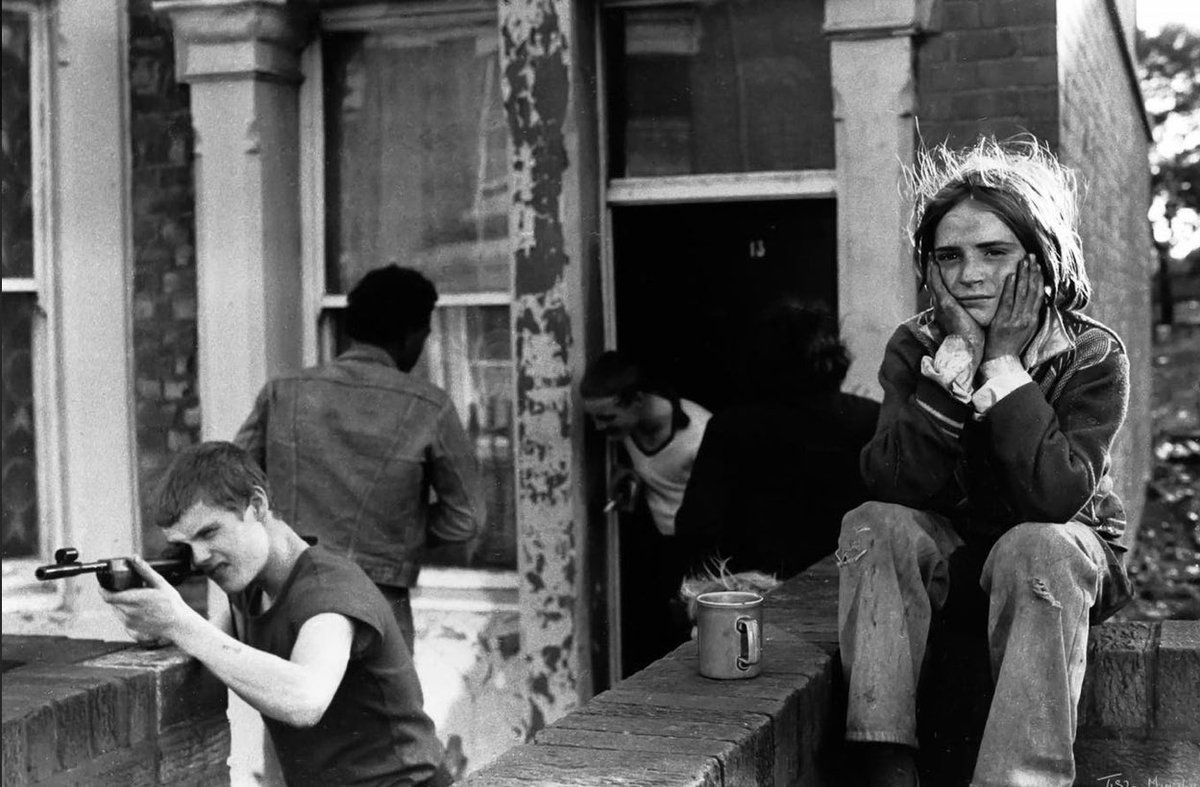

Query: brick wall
<box><xmin>1075</xmin><ymin>621</ymin><xmax>1200</xmax><ymax>781</ymax></box>
<box><xmin>1057</xmin><ymin>0</ymin><xmax>1154</xmax><ymax>544</ymax></box>
<box><xmin>2</xmin><ymin>637</ymin><xmax>230</xmax><ymax>786</ymax></box>
<box><xmin>463</xmin><ymin>561</ymin><xmax>1200</xmax><ymax>785</ymax></box>
<box><xmin>915</xmin><ymin>0</ymin><xmax>1060</xmax><ymax>148</ymax></box>
<box><xmin>127</xmin><ymin>1</ymin><xmax>200</xmax><ymax>553</ymax></box>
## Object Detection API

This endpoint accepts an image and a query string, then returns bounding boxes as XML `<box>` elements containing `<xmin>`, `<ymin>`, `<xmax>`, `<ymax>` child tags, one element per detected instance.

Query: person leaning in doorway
<box><xmin>838</xmin><ymin>136</ymin><xmax>1132</xmax><ymax>786</ymax></box>
<box><xmin>234</xmin><ymin>265</ymin><xmax>486</xmax><ymax>653</ymax></box>
<box><xmin>581</xmin><ymin>351</ymin><xmax>711</xmax><ymax>672</ymax></box>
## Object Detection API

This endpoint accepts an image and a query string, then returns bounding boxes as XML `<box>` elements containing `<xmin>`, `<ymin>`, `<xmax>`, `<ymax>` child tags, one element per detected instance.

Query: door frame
<box><xmin>593</xmin><ymin>1</ymin><xmax>839</xmax><ymax>684</ymax></box>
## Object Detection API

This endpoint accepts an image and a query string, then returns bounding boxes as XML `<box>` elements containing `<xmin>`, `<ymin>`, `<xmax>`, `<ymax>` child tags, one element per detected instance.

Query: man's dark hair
<box><xmin>152</xmin><ymin>441</ymin><xmax>269</xmax><ymax>528</ymax></box>
<box><xmin>745</xmin><ymin>298</ymin><xmax>850</xmax><ymax>397</ymax></box>
<box><xmin>345</xmin><ymin>265</ymin><xmax>439</xmax><ymax>346</ymax></box>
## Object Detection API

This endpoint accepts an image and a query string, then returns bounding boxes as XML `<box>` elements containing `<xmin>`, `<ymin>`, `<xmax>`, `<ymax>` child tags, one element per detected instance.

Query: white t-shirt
<box><xmin>624</xmin><ymin>398</ymin><xmax>711</xmax><ymax>536</ymax></box>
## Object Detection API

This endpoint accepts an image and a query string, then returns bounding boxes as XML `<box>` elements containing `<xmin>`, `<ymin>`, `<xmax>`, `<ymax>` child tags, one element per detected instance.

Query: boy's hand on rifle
<box><xmin>100</xmin><ymin>556</ymin><xmax>199</xmax><ymax>646</ymax></box>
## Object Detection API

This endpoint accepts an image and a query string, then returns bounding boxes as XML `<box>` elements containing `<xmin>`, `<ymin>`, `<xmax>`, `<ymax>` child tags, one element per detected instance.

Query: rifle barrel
<box><xmin>34</xmin><ymin>561</ymin><xmax>108</xmax><ymax>581</ymax></box>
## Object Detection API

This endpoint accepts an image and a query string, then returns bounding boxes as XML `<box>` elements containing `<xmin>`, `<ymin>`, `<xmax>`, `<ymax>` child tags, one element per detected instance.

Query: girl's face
<box><xmin>931</xmin><ymin>199</ymin><xmax>1028</xmax><ymax>327</ymax></box>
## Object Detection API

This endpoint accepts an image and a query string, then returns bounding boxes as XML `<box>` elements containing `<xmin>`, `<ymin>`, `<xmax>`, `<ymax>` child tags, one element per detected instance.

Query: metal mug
<box><xmin>696</xmin><ymin>590</ymin><xmax>763</xmax><ymax>679</ymax></box>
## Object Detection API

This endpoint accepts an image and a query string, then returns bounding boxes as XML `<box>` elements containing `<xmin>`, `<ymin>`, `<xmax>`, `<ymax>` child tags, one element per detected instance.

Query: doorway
<box><xmin>613</xmin><ymin>199</ymin><xmax>837</xmax><ymax>412</ymax></box>
<box><xmin>604</xmin><ymin>198</ymin><xmax>837</xmax><ymax>678</ymax></box>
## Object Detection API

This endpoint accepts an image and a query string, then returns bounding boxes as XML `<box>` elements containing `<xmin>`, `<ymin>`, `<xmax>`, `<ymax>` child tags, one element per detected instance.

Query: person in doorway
<box><xmin>675</xmin><ymin>298</ymin><xmax>879</xmax><ymax>580</ymax></box>
<box><xmin>581</xmin><ymin>351</ymin><xmax>711</xmax><ymax>671</ymax></box>
<box><xmin>234</xmin><ymin>265</ymin><xmax>485</xmax><ymax>653</ymax></box>
<box><xmin>101</xmin><ymin>441</ymin><xmax>453</xmax><ymax>787</ymax></box>
<box><xmin>838</xmin><ymin>136</ymin><xmax>1131</xmax><ymax>786</ymax></box>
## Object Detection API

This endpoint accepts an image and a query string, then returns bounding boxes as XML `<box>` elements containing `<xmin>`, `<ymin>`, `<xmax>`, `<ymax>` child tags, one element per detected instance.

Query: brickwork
<box><xmin>1056</xmin><ymin>0</ymin><xmax>1154</xmax><ymax>544</ymax></box>
<box><xmin>915</xmin><ymin>0</ymin><xmax>1060</xmax><ymax>148</ymax></box>
<box><xmin>464</xmin><ymin>560</ymin><xmax>1200</xmax><ymax>785</ymax></box>
<box><xmin>1</xmin><ymin>637</ymin><xmax>230</xmax><ymax>787</ymax></box>
<box><xmin>127</xmin><ymin>0</ymin><xmax>200</xmax><ymax>553</ymax></box>
<box><xmin>1076</xmin><ymin>620</ymin><xmax>1200</xmax><ymax>782</ymax></box>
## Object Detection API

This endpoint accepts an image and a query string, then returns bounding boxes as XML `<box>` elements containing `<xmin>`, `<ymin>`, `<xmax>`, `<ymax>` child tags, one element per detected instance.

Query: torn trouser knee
<box><xmin>835</xmin><ymin>526</ymin><xmax>872</xmax><ymax>566</ymax></box>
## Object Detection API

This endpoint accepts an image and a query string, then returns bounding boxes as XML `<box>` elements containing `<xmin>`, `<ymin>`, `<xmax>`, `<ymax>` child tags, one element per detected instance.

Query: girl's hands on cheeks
<box><xmin>984</xmin><ymin>255</ymin><xmax>1043</xmax><ymax>362</ymax></box>
<box><xmin>927</xmin><ymin>262</ymin><xmax>985</xmax><ymax>368</ymax></box>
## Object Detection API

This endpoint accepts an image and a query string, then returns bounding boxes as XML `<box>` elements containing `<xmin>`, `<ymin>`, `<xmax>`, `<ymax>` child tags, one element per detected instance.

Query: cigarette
<box><xmin>603</xmin><ymin>499</ymin><xmax>617</xmax><ymax>513</ymax></box>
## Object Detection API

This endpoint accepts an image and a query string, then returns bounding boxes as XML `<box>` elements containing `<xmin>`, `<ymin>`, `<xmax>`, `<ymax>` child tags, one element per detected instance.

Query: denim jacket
<box><xmin>234</xmin><ymin>344</ymin><xmax>485</xmax><ymax>587</ymax></box>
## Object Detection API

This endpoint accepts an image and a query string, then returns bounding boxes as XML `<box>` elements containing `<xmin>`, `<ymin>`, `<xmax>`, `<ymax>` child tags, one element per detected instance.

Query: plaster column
<box><xmin>153</xmin><ymin>0</ymin><xmax>311</xmax><ymax>441</ymax></box>
<box><xmin>826</xmin><ymin>0</ymin><xmax>935</xmax><ymax>397</ymax></box>
<box><xmin>499</xmin><ymin>0</ymin><xmax>597</xmax><ymax>736</ymax></box>
<box><xmin>55</xmin><ymin>0</ymin><xmax>140</xmax><ymax>640</ymax></box>
<box><xmin>150</xmin><ymin>3</ymin><xmax>312</xmax><ymax>783</ymax></box>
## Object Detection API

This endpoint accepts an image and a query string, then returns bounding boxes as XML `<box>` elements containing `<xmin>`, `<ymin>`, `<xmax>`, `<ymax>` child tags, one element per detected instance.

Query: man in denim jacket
<box><xmin>235</xmin><ymin>265</ymin><xmax>485</xmax><ymax>651</ymax></box>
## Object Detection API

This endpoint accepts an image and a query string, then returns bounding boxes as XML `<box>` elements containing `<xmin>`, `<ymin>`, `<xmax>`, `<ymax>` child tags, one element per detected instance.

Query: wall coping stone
<box><xmin>464</xmin><ymin>558</ymin><xmax>1200</xmax><ymax>785</ymax></box>
<box><xmin>2</xmin><ymin>636</ymin><xmax>229</xmax><ymax>786</ymax></box>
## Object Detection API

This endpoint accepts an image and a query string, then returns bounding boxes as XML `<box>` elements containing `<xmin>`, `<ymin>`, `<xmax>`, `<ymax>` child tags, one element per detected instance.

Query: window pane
<box><xmin>323</xmin><ymin>25</ymin><xmax>510</xmax><ymax>295</ymax></box>
<box><xmin>322</xmin><ymin>305</ymin><xmax>516</xmax><ymax>570</ymax></box>
<box><xmin>2</xmin><ymin>9</ymin><xmax>35</xmax><ymax>278</ymax></box>
<box><xmin>2</xmin><ymin>293</ymin><xmax>39</xmax><ymax>558</ymax></box>
<box><xmin>606</xmin><ymin>0</ymin><xmax>833</xmax><ymax>177</ymax></box>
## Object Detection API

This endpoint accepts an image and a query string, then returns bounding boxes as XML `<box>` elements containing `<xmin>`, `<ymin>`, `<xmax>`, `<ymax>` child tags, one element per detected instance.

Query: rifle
<box><xmin>34</xmin><ymin>546</ymin><xmax>199</xmax><ymax>592</ymax></box>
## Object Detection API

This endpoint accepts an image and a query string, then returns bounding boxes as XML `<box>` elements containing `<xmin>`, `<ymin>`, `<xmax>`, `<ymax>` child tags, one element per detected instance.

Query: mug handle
<box><xmin>736</xmin><ymin>616</ymin><xmax>760</xmax><ymax>669</ymax></box>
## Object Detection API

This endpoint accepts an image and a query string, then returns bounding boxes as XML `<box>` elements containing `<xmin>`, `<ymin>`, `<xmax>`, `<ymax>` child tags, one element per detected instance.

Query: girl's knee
<box><xmin>837</xmin><ymin>502</ymin><xmax>924</xmax><ymax>566</ymax></box>
<box><xmin>984</xmin><ymin>523</ymin><xmax>1100</xmax><ymax>596</ymax></box>
<box><xmin>988</xmin><ymin>524</ymin><xmax>1078</xmax><ymax>572</ymax></box>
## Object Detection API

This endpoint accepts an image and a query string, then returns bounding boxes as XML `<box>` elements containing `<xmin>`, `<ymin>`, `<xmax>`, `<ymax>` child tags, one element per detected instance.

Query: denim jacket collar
<box><xmin>338</xmin><ymin>343</ymin><xmax>400</xmax><ymax>370</ymax></box>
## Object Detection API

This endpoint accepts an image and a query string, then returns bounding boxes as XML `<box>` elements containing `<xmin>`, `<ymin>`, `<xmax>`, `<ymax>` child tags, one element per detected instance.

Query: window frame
<box><xmin>299</xmin><ymin>1</ymin><xmax>520</xmax><ymax>591</ymax></box>
<box><xmin>2</xmin><ymin>0</ymin><xmax>65</xmax><ymax>608</ymax></box>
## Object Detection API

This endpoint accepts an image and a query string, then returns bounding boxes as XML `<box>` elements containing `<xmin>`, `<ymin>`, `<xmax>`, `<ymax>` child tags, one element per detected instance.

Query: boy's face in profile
<box><xmin>163</xmin><ymin>499</ymin><xmax>270</xmax><ymax>594</ymax></box>
<box><xmin>583</xmin><ymin>394</ymin><xmax>641</xmax><ymax>439</ymax></box>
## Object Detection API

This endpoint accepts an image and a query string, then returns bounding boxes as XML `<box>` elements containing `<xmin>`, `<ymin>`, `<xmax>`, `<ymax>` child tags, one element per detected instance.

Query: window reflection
<box><xmin>324</xmin><ymin>25</ymin><xmax>510</xmax><ymax>295</ymax></box>
<box><xmin>605</xmin><ymin>0</ymin><xmax>833</xmax><ymax>177</ymax></box>
<box><xmin>2</xmin><ymin>9</ymin><xmax>39</xmax><ymax>559</ymax></box>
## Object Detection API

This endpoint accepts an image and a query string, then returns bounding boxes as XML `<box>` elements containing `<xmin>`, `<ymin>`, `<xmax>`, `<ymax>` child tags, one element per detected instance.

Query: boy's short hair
<box><xmin>152</xmin><ymin>441</ymin><xmax>269</xmax><ymax>528</ymax></box>
<box><xmin>580</xmin><ymin>351</ymin><xmax>691</xmax><ymax>429</ymax></box>
<box><xmin>579</xmin><ymin>351</ymin><xmax>647</xmax><ymax>404</ymax></box>
<box><xmin>345</xmin><ymin>265</ymin><xmax>439</xmax><ymax>346</ymax></box>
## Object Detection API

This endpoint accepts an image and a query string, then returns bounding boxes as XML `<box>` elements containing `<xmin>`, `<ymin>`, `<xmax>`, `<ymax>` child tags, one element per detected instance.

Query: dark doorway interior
<box><xmin>606</xmin><ymin>198</ymin><xmax>838</xmax><ymax>678</ymax></box>
<box><xmin>612</xmin><ymin>199</ymin><xmax>838</xmax><ymax>413</ymax></box>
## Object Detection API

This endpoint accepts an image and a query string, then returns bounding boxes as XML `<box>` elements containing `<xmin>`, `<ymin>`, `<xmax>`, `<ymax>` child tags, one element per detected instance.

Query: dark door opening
<box><xmin>613</xmin><ymin>199</ymin><xmax>837</xmax><ymax>412</ymax></box>
<box><xmin>603</xmin><ymin>198</ymin><xmax>837</xmax><ymax>679</ymax></box>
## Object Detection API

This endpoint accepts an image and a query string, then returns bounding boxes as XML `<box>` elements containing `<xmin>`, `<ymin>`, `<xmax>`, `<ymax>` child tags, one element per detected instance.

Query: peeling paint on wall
<box><xmin>414</xmin><ymin>609</ymin><xmax>526</xmax><ymax>775</ymax></box>
<box><xmin>499</xmin><ymin>0</ymin><xmax>580</xmax><ymax>741</ymax></box>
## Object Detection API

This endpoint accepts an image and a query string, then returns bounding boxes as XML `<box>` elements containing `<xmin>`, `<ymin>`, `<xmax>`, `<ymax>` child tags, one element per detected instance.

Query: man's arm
<box><xmin>232</xmin><ymin>385</ymin><xmax>271</xmax><ymax>470</ymax></box>
<box><xmin>103</xmin><ymin>558</ymin><xmax>351</xmax><ymax>729</ymax></box>
<box><xmin>860</xmin><ymin>327</ymin><xmax>970</xmax><ymax>511</ymax></box>
<box><xmin>426</xmin><ymin>401</ymin><xmax>486</xmax><ymax>543</ymax></box>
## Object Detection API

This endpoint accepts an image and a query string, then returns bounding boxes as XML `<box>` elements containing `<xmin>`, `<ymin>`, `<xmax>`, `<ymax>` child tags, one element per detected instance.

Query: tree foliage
<box><xmin>1138</xmin><ymin>23</ymin><xmax>1200</xmax><ymax>262</ymax></box>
